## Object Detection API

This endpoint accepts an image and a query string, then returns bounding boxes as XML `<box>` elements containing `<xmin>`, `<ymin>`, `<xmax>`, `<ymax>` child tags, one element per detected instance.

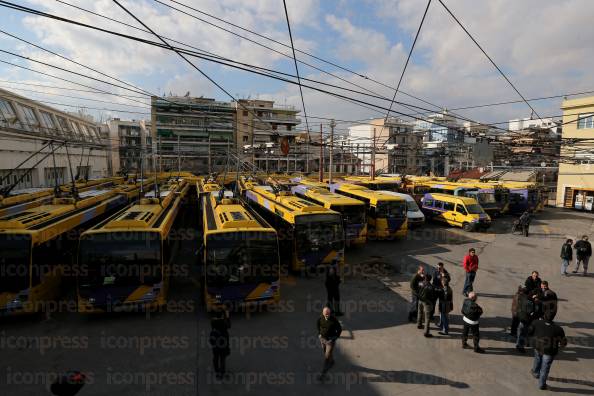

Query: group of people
<box><xmin>561</xmin><ymin>235</ymin><xmax>592</xmax><ymax>276</ymax></box>
<box><xmin>407</xmin><ymin>249</ymin><xmax>569</xmax><ymax>390</ymax></box>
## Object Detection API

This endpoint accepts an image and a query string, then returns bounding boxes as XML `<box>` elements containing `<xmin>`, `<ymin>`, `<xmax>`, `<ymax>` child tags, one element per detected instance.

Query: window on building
<box><xmin>39</xmin><ymin>111</ymin><xmax>56</xmax><ymax>131</ymax></box>
<box><xmin>0</xmin><ymin>99</ymin><xmax>21</xmax><ymax>127</ymax></box>
<box><xmin>19</xmin><ymin>105</ymin><xmax>39</xmax><ymax>127</ymax></box>
<box><xmin>243</xmin><ymin>110</ymin><xmax>248</xmax><ymax>116</ymax></box>
<box><xmin>44</xmin><ymin>167</ymin><xmax>67</xmax><ymax>187</ymax></box>
<box><xmin>287</xmin><ymin>125</ymin><xmax>292</xmax><ymax>131</ymax></box>
<box><xmin>56</xmin><ymin>116</ymin><xmax>72</xmax><ymax>135</ymax></box>
<box><xmin>79</xmin><ymin>124</ymin><xmax>93</xmax><ymax>140</ymax></box>
<box><xmin>272</xmin><ymin>123</ymin><xmax>277</xmax><ymax>130</ymax></box>
<box><xmin>242</xmin><ymin>136</ymin><xmax>249</xmax><ymax>143</ymax></box>
<box><xmin>577</xmin><ymin>114</ymin><xmax>594</xmax><ymax>129</ymax></box>
<box><xmin>70</xmin><ymin>121</ymin><xmax>82</xmax><ymax>137</ymax></box>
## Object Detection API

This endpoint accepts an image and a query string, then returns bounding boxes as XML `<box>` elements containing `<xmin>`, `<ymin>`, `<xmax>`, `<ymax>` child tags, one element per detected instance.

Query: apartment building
<box><xmin>107</xmin><ymin>118</ymin><xmax>152</xmax><ymax>174</ymax></box>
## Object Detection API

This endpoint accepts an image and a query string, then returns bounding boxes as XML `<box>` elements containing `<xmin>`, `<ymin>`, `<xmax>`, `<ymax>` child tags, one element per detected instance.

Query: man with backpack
<box><xmin>573</xmin><ymin>235</ymin><xmax>591</xmax><ymax>276</ymax></box>
<box><xmin>461</xmin><ymin>292</ymin><xmax>484</xmax><ymax>353</ymax></box>
<box><xmin>417</xmin><ymin>274</ymin><xmax>437</xmax><ymax>338</ymax></box>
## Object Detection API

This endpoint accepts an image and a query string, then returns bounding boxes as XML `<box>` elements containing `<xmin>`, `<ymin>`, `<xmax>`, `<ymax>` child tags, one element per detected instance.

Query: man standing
<box><xmin>417</xmin><ymin>274</ymin><xmax>437</xmax><ymax>338</ymax></box>
<box><xmin>510</xmin><ymin>285</ymin><xmax>524</xmax><ymax>337</ymax></box>
<box><xmin>433</xmin><ymin>262</ymin><xmax>451</xmax><ymax>288</ymax></box>
<box><xmin>317</xmin><ymin>307</ymin><xmax>342</xmax><ymax>377</ymax></box>
<box><xmin>438</xmin><ymin>277</ymin><xmax>454</xmax><ymax>335</ymax></box>
<box><xmin>573</xmin><ymin>235</ymin><xmax>592</xmax><ymax>276</ymax></box>
<box><xmin>408</xmin><ymin>265</ymin><xmax>425</xmax><ymax>322</ymax></box>
<box><xmin>209</xmin><ymin>309</ymin><xmax>231</xmax><ymax>380</ymax></box>
<box><xmin>516</xmin><ymin>286</ymin><xmax>537</xmax><ymax>353</ymax></box>
<box><xmin>560</xmin><ymin>239</ymin><xmax>573</xmax><ymax>276</ymax></box>
<box><xmin>539</xmin><ymin>281</ymin><xmax>558</xmax><ymax>320</ymax></box>
<box><xmin>528</xmin><ymin>313</ymin><xmax>567</xmax><ymax>390</ymax></box>
<box><xmin>461</xmin><ymin>292</ymin><xmax>485</xmax><ymax>353</ymax></box>
<box><xmin>462</xmin><ymin>248</ymin><xmax>479</xmax><ymax>297</ymax></box>
<box><xmin>525</xmin><ymin>271</ymin><xmax>542</xmax><ymax>295</ymax></box>
<box><xmin>325</xmin><ymin>266</ymin><xmax>342</xmax><ymax>316</ymax></box>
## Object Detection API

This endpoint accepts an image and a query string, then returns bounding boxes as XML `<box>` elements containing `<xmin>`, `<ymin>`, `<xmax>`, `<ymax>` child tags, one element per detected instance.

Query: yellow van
<box><xmin>421</xmin><ymin>193</ymin><xmax>491</xmax><ymax>231</ymax></box>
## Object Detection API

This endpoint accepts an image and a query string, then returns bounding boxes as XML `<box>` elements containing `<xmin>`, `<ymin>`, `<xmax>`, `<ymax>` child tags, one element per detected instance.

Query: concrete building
<box><xmin>348</xmin><ymin>119</ymin><xmax>390</xmax><ymax>175</ymax></box>
<box><xmin>236</xmin><ymin>99</ymin><xmax>301</xmax><ymax>172</ymax></box>
<box><xmin>151</xmin><ymin>96</ymin><xmax>236</xmax><ymax>173</ymax></box>
<box><xmin>509</xmin><ymin>117</ymin><xmax>561</xmax><ymax>134</ymax></box>
<box><xmin>107</xmin><ymin>118</ymin><xmax>152</xmax><ymax>174</ymax></box>
<box><xmin>556</xmin><ymin>96</ymin><xmax>594</xmax><ymax>210</ymax></box>
<box><xmin>416</xmin><ymin>110</ymin><xmax>465</xmax><ymax>143</ymax></box>
<box><xmin>385</xmin><ymin>118</ymin><xmax>423</xmax><ymax>175</ymax></box>
<box><xmin>0</xmin><ymin>88</ymin><xmax>110</xmax><ymax>190</ymax></box>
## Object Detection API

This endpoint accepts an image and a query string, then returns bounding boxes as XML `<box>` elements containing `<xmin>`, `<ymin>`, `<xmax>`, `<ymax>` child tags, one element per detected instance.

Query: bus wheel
<box><xmin>462</xmin><ymin>223</ymin><xmax>473</xmax><ymax>232</ymax></box>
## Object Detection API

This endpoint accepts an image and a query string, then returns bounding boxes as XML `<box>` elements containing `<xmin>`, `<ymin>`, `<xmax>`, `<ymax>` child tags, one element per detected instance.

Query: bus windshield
<box><xmin>206</xmin><ymin>232</ymin><xmax>279</xmax><ymax>286</ymax></box>
<box><xmin>466</xmin><ymin>204</ymin><xmax>485</xmax><ymax>214</ymax></box>
<box><xmin>0</xmin><ymin>234</ymin><xmax>31</xmax><ymax>293</ymax></box>
<box><xmin>295</xmin><ymin>214</ymin><xmax>344</xmax><ymax>252</ymax></box>
<box><xmin>78</xmin><ymin>232</ymin><xmax>162</xmax><ymax>289</ymax></box>
<box><xmin>331</xmin><ymin>205</ymin><xmax>366</xmax><ymax>226</ymax></box>
<box><xmin>377</xmin><ymin>201</ymin><xmax>407</xmax><ymax>218</ymax></box>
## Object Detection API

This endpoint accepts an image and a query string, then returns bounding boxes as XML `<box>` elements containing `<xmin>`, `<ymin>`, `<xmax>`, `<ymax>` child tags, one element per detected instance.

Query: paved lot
<box><xmin>2</xmin><ymin>208</ymin><xmax>594</xmax><ymax>395</ymax></box>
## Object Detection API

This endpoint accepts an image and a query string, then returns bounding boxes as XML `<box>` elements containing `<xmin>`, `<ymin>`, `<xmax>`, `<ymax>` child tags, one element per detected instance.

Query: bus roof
<box><xmin>333</xmin><ymin>183</ymin><xmax>406</xmax><ymax>203</ymax></box>
<box><xmin>203</xmin><ymin>191</ymin><xmax>276</xmax><ymax>234</ymax></box>
<box><xmin>291</xmin><ymin>185</ymin><xmax>363</xmax><ymax>206</ymax></box>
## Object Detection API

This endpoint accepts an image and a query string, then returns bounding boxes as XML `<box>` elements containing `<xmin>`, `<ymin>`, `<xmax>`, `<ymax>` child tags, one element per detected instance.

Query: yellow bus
<box><xmin>343</xmin><ymin>176</ymin><xmax>401</xmax><ymax>192</ymax></box>
<box><xmin>291</xmin><ymin>184</ymin><xmax>367</xmax><ymax>246</ymax></box>
<box><xmin>201</xmin><ymin>184</ymin><xmax>280</xmax><ymax>310</ymax></box>
<box><xmin>76</xmin><ymin>179</ymin><xmax>190</xmax><ymax>313</ymax></box>
<box><xmin>239</xmin><ymin>177</ymin><xmax>344</xmax><ymax>273</ymax></box>
<box><xmin>0</xmin><ymin>188</ymin><xmax>131</xmax><ymax>315</ymax></box>
<box><xmin>421</xmin><ymin>193</ymin><xmax>491</xmax><ymax>231</ymax></box>
<box><xmin>330</xmin><ymin>183</ymin><xmax>407</xmax><ymax>239</ymax></box>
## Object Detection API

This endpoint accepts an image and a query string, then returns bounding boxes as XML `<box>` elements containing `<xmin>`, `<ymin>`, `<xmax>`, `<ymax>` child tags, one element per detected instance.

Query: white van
<box><xmin>381</xmin><ymin>191</ymin><xmax>425</xmax><ymax>227</ymax></box>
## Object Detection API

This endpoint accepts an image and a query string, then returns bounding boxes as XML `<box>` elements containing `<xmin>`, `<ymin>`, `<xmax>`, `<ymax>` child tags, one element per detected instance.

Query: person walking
<box><xmin>461</xmin><ymin>292</ymin><xmax>485</xmax><ymax>353</ymax></box>
<box><xmin>417</xmin><ymin>274</ymin><xmax>437</xmax><ymax>338</ymax></box>
<box><xmin>516</xmin><ymin>286</ymin><xmax>537</xmax><ymax>353</ymax></box>
<box><xmin>528</xmin><ymin>313</ymin><xmax>568</xmax><ymax>390</ymax></box>
<box><xmin>560</xmin><ymin>239</ymin><xmax>573</xmax><ymax>276</ymax></box>
<box><xmin>317</xmin><ymin>307</ymin><xmax>342</xmax><ymax>378</ymax></box>
<box><xmin>518</xmin><ymin>210</ymin><xmax>531</xmax><ymax>237</ymax></box>
<box><xmin>525</xmin><ymin>271</ymin><xmax>542</xmax><ymax>295</ymax></box>
<box><xmin>462</xmin><ymin>248</ymin><xmax>479</xmax><ymax>297</ymax></box>
<box><xmin>510</xmin><ymin>285</ymin><xmax>524</xmax><ymax>337</ymax></box>
<box><xmin>573</xmin><ymin>235</ymin><xmax>592</xmax><ymax>276</ymax></box>
<box><xmin>438</xmin><ymin>277</ymin><xmax>453</xmax><ymax>335</ymax></box>
<box><xmin>325</xmin><ymin>266</ymin><xmax>342</xmax><ymax>316</ymax></box>
<box><xmin>408</xmin><ymin>265</ymin><xmax>425</xmax><ymax>322</ymax></box>
<box><xmin>209</xmin><ymin>309</ymin><xmax>231</xmax><ymax>380</ymax></box>
<box><xmin>539</xmin><ymin>281</ymin><xmax>558</xmax><ymax>320</ymax></box>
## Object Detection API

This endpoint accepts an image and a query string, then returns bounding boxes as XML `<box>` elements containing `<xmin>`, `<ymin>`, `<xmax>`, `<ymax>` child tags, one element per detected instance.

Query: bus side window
<box><xmin>443</xmin><ymin>202</ymin><xmax>455</xmax><ymax>211</ymax></box>
<box><xmin>424</xmin><ymin>198</ymin><xmax>433</xmax><ymax>207</ymax></box>
<box><xmin>435</xmin><ymin>200</ymin><xmax>444</xmax><ymax>209</ymax></box>
<box><xmin>456</xmin><ymin>205</ymin><xmax>468</xmax><ymax>215</ymax></box>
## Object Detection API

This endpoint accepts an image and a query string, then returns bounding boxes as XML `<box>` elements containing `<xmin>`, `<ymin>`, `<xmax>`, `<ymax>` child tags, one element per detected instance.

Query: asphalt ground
<box><xmin>1</xmin><ymin>207</ymin><xmax>593</xmax><ymax>395</ymax></box>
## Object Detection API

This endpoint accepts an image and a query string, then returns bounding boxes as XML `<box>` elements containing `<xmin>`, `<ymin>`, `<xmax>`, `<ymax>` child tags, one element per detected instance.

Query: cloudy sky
<box><xmin>1</xmin><ymin>0</ymin><xmax>593</xmax><ymax>134</ymax></box>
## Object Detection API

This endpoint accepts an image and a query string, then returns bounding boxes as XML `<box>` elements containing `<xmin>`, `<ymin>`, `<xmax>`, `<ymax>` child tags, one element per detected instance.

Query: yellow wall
<box><xmin>556</xmin><ymin>96</ymin><xmax>594</xmax><ymax>206</ymax></box>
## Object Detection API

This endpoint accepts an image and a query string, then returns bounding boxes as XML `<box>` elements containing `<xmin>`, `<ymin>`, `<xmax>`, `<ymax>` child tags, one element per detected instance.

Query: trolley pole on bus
<box><xmin>329</xmin><ymin>119</ymin><xmax>335</xmax><ymax>184</ymax></box>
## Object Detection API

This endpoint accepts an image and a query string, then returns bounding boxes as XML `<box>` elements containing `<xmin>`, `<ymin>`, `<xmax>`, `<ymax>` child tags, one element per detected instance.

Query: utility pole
<box><xmin>158</xmin><ymin>136</ymin><xmax>162</xmax><ymax>173</ymax></box>
<box><xmin>287</xmin><ymin>139</ymin><xmax>290</xmax><ymax>173</ymax></box>
<box><xmin>371</xmin><ymin>128</ymin><xmax>376</xmax><ymax>180</ymax></box>
<box><xmin>208</xmin><ymin>134</ymin><xmax>212</xmax><ymax>174</ymax></box>
<box><xmin>356</xmin><ymin>144</ymin><xmax>360</xmax><ymax>175</ymax></box>
<box><xmin>319</xmin><ymin>124</ymin><xmax>324</xmax><ymax>182</ymax></box>
<box><xmin>177</xmin><ymin>135</ymin><xmax>181</xmax><ymax>175</ymax></box>
<box><xmin>305</xmin><ymin>129</ymin><xmax>310</xmax><ymax>174</ymax></box>
<box><xmin>329</xmin><ymin>119</ymin><xmax>335</xmax><ymax>184</ymax></box>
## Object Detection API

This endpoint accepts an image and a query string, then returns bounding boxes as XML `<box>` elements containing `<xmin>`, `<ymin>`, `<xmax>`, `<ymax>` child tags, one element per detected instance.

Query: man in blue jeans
<box><xmin>528</xmin><ymin>313</ymin><xmax>567</xmax><ymax>390</ymax></box>
<box><xmin>462</xmin><ymin>248</ymin><xmax>479</xmax><ymax>297</ymax></box>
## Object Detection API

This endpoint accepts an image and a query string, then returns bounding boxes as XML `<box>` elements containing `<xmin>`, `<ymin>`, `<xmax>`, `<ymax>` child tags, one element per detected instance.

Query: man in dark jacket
<box><xmin>560</xmin><ymin>239</ymin><xmax>573</xmax><ymax>276</ymax></box>
<box><xmin>516</xmin><ymin>287</ymin><xmax>537</xmax><ymax>353</ymax></box>
<box><xmin>525</xmin><ymin>271</ymin><xmax>542</xmax><ymax>295</ymax></box>
<box><xmin>528</xmin><ymin>314</ymin><xmax>567</xmax><ymax>390</ymax></box>
<box><xmin>461</xmin><ymin>292</ymin><xmax>484</xmax><ymax>353</ymax></box>
<box><xmin>432</xmin><ymin>262</ymin><xmax>451</xmax><ymax>288</ymax></box>
<box><xmin>209</xmin><ymin>309</ymin><xmax>231</xmax><ymax>379</ymax></box>
<box><xmin>510</xmin><ymin>285</ymin><xmax>524</xmax><ymax>336</ymax></box>
<box><xmin>438</xmin><ymin>277</ymin><xmax>453</xmax><ymax>335</ymax></box>
<box><xmin>573</xmin><ymin>235</ymin><xmax>592</xmax><ymax>276</ymax></box>
<box><xmin>417</xmin><ymin>274</ymin><xmax>437</xmax><ymax>338</ymax></box>
<box><xmin>408</xmin><ymin>265</ymin><xmax>425</xmax><ymax>322</ymax></box>
<box><xmin>539</xmin><ymin>281</ymin><xmax>558</xmax><ymax>320</ymax></box>
<box><xmin>325</xmin><ymin>266</ymin><xmax>342</xmax><ymax>315</ymax></box>
<box><xmin>317</xmin><ymin>307</ymin><xmax>342</xmax><ymax>376</ymax></box>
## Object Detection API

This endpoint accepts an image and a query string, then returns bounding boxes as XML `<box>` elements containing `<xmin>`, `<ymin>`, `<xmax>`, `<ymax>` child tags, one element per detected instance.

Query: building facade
<box><xmin>0</xmin><ymin>88</ymin><xmax>110</xmax><ymax>190</ymax></box>
<box><xmin>151</xmin><ymin>96</ymin><xmax>235</xmax><ymax>173</ymax></box>
<box><xmin>107</xmin><ymin>118</ymin><xmax>152</xmax><ymax>174</ymax></box>
<box><xmin>556</xmin><ymin>96</ymin><xmax>594</xmax><ymax>209</ymax></box>
<box><xmin>509</xmin><ymin>117</ymin><xmax>561</xmax><ymax>134</ymax></box>
<box><xmin>348</xmin><ymin>119</ymin><xmax>390</xmax><ymax>175</ymax></box>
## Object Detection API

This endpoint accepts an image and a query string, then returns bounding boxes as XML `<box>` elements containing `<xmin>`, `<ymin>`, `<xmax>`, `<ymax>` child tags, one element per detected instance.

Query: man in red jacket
<box><xmin>462</xmin><ymin>248</ymin><xmax>479</xmax><ymax>297</ymax></box>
